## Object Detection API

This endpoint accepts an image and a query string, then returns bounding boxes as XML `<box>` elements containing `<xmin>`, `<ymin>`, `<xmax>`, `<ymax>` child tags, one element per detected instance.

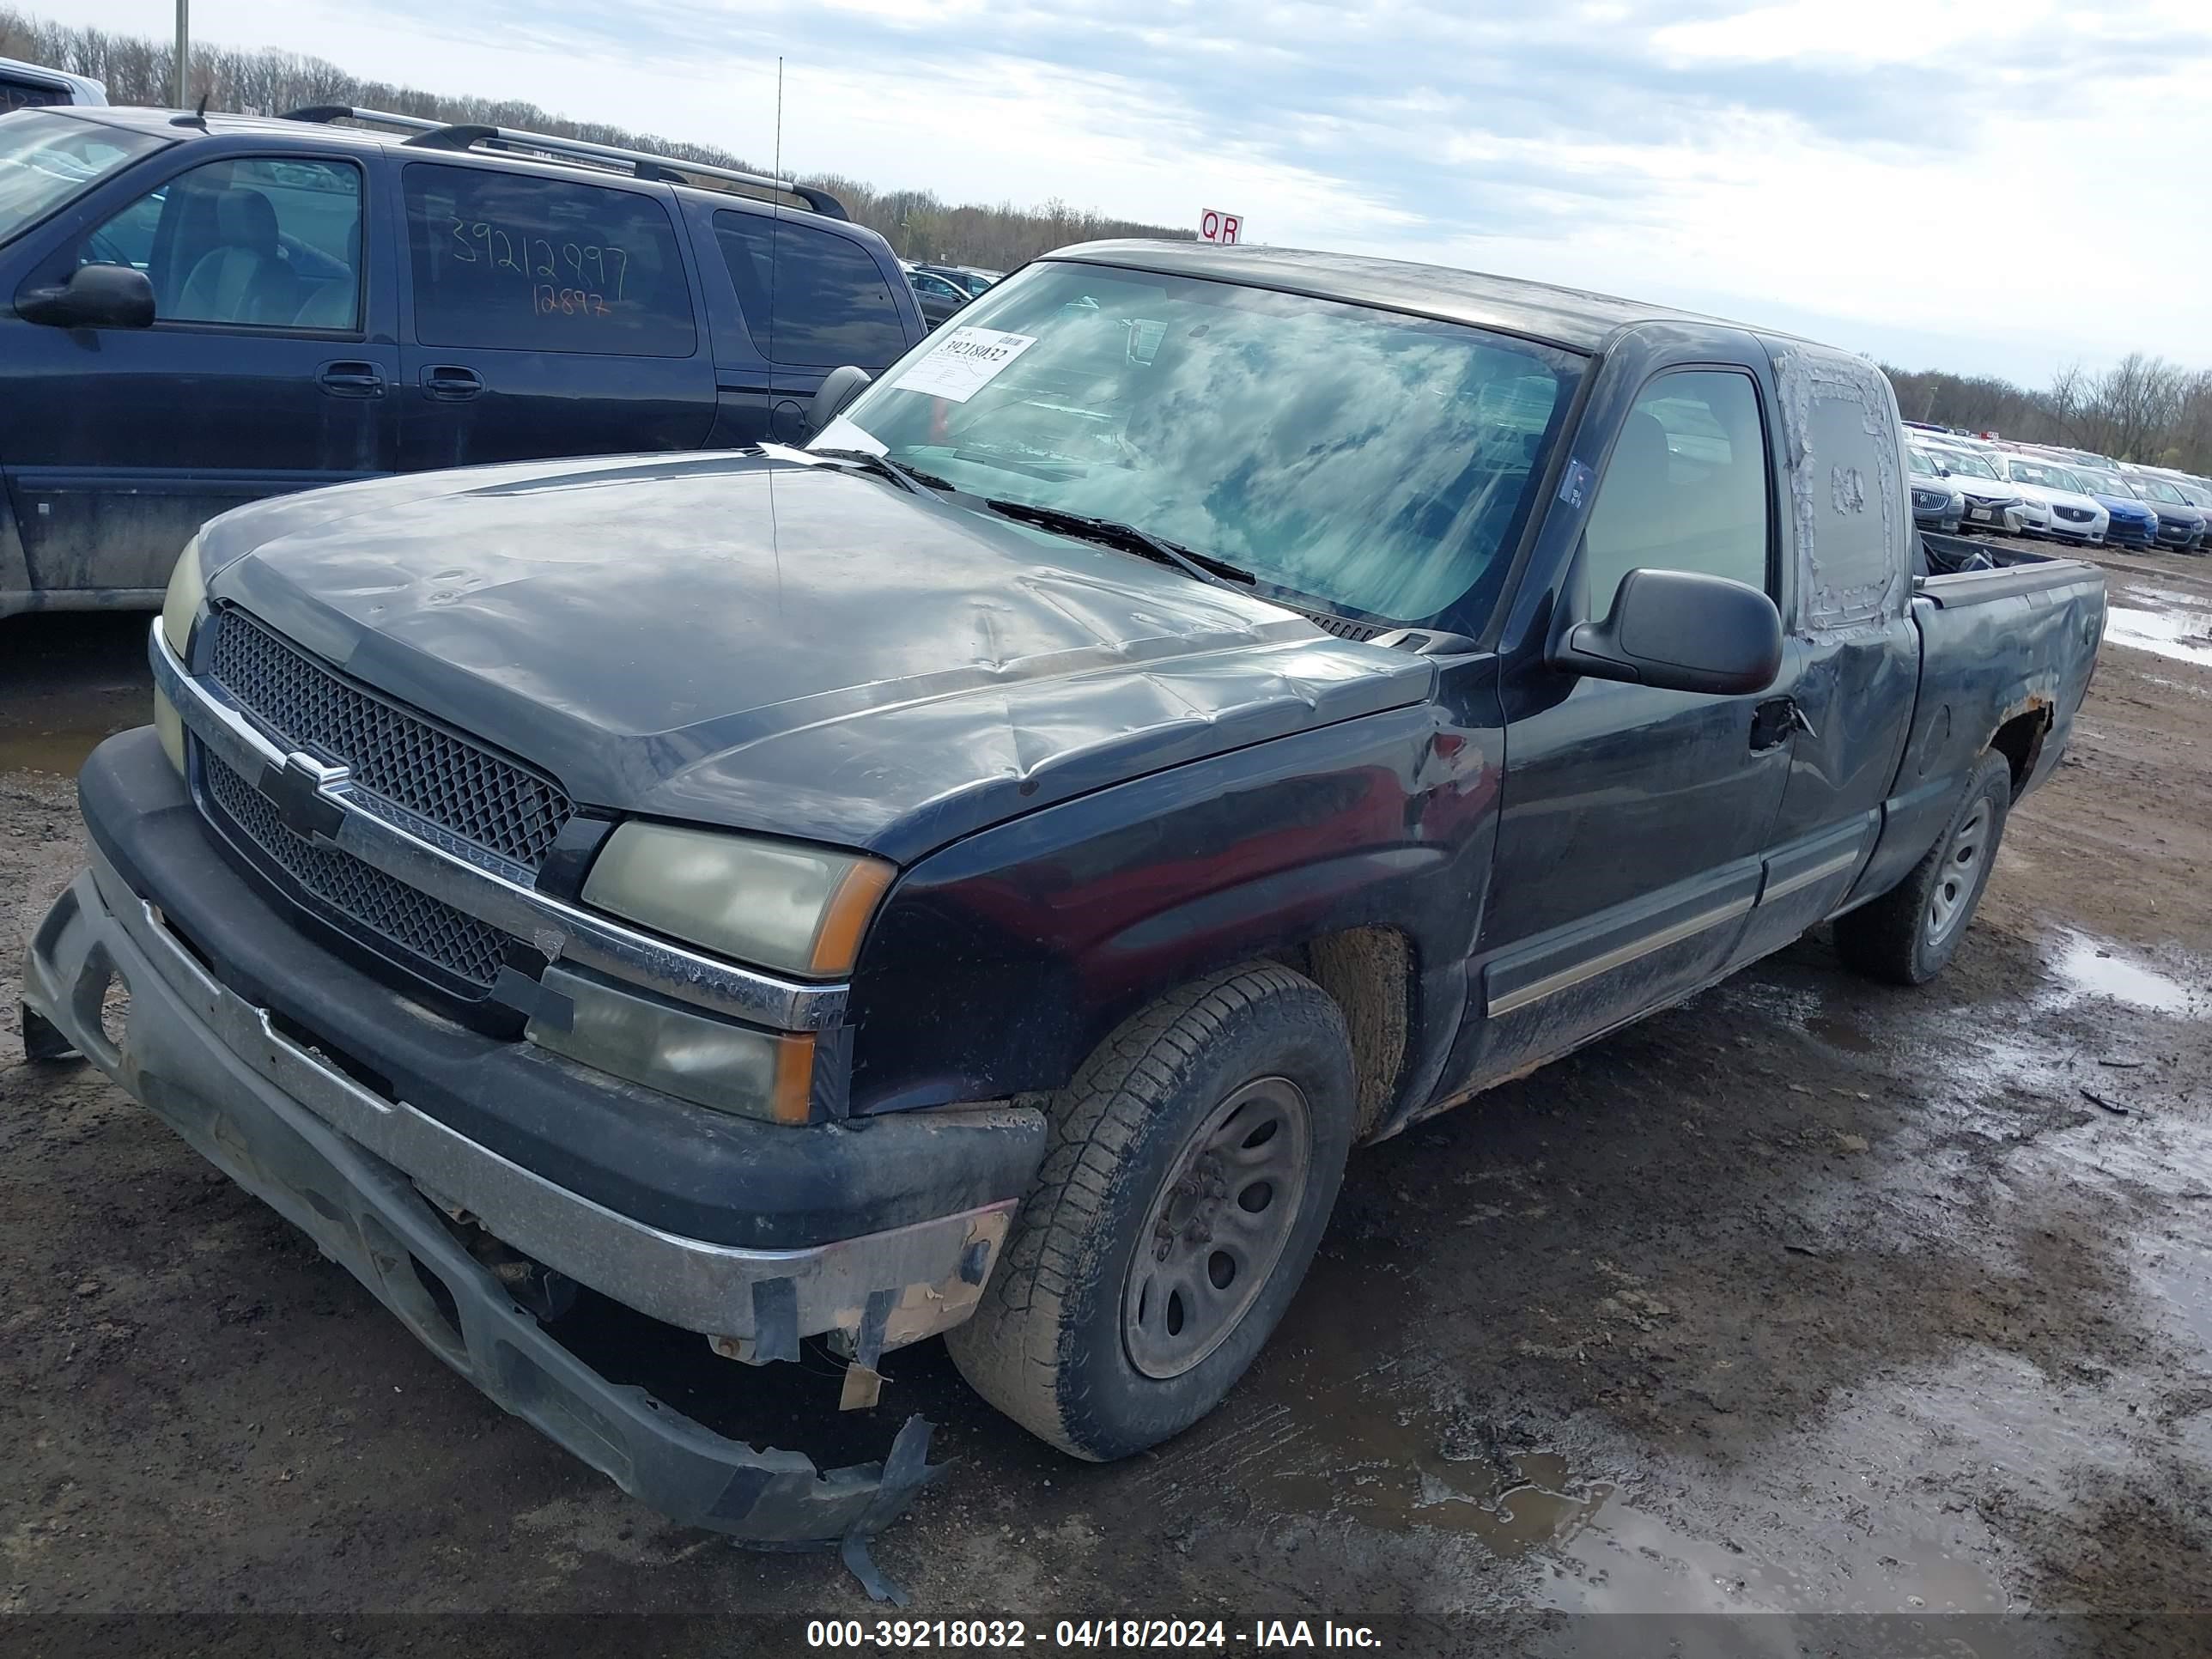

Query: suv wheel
<box><xmin>946</xmin><ymin>963</ymin><xmax>1356</xmax><ymax>1461</ymax></box>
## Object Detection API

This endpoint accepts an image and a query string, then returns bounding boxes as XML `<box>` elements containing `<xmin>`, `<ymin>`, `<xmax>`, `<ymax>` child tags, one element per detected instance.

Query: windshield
<box><xmin>1907</xmin><ymin>447</ymin><xmax>1946</xmax><ymax>477</ymax></box>
<box><xmin>2142</xmin><ymin>479</ymin><xmax>2187</xmax><ymax>506</ymax></box>
<box><xmin>1945</xmin><ymin>451</ymin><xmax>2001</xmax><ymax>482</ymax></box>
<box><xmin>2008</xmin><ymin>460</ymin><xmax>2078</xmax><ymax>492</ymax></box>
<box><xmin>817</xmin><ymin>260</ymin><xmax>1581</xmax><ymax>623</ymax></box>
<box><xmin>2080</xmin><ymin>472</ymin><xmax>2128</xmax><ymax>496</ymax></box>
<box><xmin>2174</xmin><ymin>481</ymin><xmax>2212</xmax><ymax>509</ymax></box>
<box><xmin>0</xmin><ymin>111</ymin><xmax>163</xmax><ymax>248</ymax></box>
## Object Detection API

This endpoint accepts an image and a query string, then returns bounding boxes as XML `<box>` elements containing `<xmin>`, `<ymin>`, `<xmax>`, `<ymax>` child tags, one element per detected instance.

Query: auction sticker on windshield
<box><xmin>895</xmin><ymin>326</ymin><xmax>1038</xmax><ymax>403</ymax></box>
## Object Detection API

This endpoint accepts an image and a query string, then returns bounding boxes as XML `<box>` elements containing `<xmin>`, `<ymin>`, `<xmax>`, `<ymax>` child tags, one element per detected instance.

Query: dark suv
<box><xmin>0</xmin><ymin>104</ymin><xmax>928</xmax><ymax>620</ymax></box>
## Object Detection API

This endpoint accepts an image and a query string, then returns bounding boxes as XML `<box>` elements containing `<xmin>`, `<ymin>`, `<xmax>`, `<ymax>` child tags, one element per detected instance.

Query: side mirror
<box><xmin>806</xmin><ymin>365</ymin><xmax>873</xmax><ymax>436</ymax></box>
<box><xmin>1552</xmin><ymin>567</ymin><xmax>1783</xmax><ymax>696</ymax></box>
<box><xmin>1936</xmin><ymin>463</ymin><xmax>1952</xmax><ymax>477</ymax></box>
<box><xmin>17</xmin><ymin>264</ymin><xmax>156</xmax><ymax>330</ymax></box>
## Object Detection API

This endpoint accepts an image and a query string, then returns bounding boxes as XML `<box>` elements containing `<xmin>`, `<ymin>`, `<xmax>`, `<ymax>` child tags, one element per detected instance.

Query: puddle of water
<box><xmin>1261</xmin><ymin>1439</ymin><xmax>1613</xmax><ymax>1553</ymax></box>
<box><xmin>2136</xmin><ymin>1248</ymin><xmax>2212</xmax><ymax>1358</ymax></box>
<box><xmin>2049</xmin><ymin>933</ymin><xmax>2195</xmax><ymax>1015</ymax></box>
<box><xmin>2104</xmin><ymin>605</ymin><xmax>2212</xmax><ymax>668</ymax></box>
<box><xmin>2145</xmin><ymin>675</ymin><xmax>2209</xmax><ymax>699</ymax></box>
<box><xmin>2117</xmin><ymin>584</ymin><xmax>2208</xmax><ymax>609</ymax></box>
<box><xmin>0</xmin><ymin>724</ymin><xmax>123</xmax><ymax>776</ymax></box>
<box><xmin>1806</xmin><ymin>1012</ymin><xmax>1877</xmax><ymax>1054</ymax></box>
<box><xmin>1242</xmin><ymin>1258</ymin><xmax>2013</xmax><ymax>1619</ymax></box>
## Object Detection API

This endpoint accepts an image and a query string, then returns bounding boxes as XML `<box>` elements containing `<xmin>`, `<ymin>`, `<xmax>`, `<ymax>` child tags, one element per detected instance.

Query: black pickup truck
<box><xmin>23</xmin><ymin>241</ymin><xmax>2106</xmax><ymax>1547</ymax></box>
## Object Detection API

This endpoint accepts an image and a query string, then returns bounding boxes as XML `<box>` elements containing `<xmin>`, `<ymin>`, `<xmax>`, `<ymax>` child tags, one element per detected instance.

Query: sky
<box><xmin>62</xmin><ymin>0</ymin><xmax>2212</xmax><ymax>383</ymax></box>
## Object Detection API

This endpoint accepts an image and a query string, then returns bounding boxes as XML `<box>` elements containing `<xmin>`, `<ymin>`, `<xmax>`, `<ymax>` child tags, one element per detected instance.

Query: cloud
<box><xmin>63</xmin><ymin>0</ymin><xmax>2212</xmax><ymax>378</ymax></box>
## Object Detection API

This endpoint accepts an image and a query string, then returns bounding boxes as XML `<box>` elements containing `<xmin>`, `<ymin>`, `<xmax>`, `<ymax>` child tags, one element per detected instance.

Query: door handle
<box><xmin>420</xmin><ymin>365</ymin><xmax>486</xmax><ymax>402</ymax></box>
<box><xmin>317</xmin><ymin>361</ymin><xmax>385</xmax><ymax>398</ymax></box>
<box><xmin>1750</xmin><ymin>696</ymin><xmax>1816</xmax><ymax>752</ymax></box>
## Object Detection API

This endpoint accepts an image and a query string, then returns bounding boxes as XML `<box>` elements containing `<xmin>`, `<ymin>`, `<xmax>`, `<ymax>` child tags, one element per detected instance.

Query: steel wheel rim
<box><xmin>1122</xmin><ymin>1077</ymin><xmax>1312</xmax><ymax>1381</ymax></box>
<box><xmin>1926</xmin><ymin>799</ymin><xmax>1990</xmax><ymax>946</ymax></box>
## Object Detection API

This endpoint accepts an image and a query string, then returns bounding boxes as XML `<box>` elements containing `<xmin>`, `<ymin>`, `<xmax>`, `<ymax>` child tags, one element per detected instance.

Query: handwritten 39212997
<box><xmin>447</xmin><ymin>217</ymin><xmax>632</xmax><ymax>320</ymax></box>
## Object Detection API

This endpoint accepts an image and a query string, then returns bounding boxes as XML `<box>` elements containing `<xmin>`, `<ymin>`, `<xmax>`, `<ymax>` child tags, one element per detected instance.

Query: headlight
<box><xmin>526</xmin><ymin>964</ymin><xmax>817</xmax><ymax>1123</ymax></box>
<box><xmin>154</xmin><ymin>535</ymin><xmax>206</xmax><ymax>775</ymax></box>
<box><xmin>161</xmin><ymin>534</ymin><xmax>206</xmax><ymax>657</ymax></box>
<box><xmin>582</xmin><ymin>822</ymin><xmax>894</xmax><ymax>978</ymax></box>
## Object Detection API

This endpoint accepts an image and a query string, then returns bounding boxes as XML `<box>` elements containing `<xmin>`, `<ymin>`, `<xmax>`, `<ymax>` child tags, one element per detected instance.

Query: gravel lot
<box><xmin>3</xmin><ymin>542</ymin><xmax>2209</xmax><ymax>1655</ymax></box>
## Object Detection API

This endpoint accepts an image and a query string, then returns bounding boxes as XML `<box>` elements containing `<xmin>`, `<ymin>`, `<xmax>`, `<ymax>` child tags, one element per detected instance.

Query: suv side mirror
<box><xmin>1552</xmin><ymin>566</ymin><xmax>1783</xmax><ymax>696</ymax></box>
<box><xmin>806</xmin><ymin>365</ymin><xmax>873</xmax><ymax>436</ymax></box>
<box><xmin>18</xmin><ymin>264</ymin><xmax>157</xmax><ymax>330</ymax></box>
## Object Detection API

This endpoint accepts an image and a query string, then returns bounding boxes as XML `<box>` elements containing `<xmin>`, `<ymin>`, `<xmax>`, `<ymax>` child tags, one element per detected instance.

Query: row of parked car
<box><xmin>1904</xmin><ymin>424</ymin><xmax>2209</xmax><ymax>553</ymax></box>
<box><xmin>899</xmin><ymin>258</ymin><xmax>1000</xmax><ymax>329</ymax></box>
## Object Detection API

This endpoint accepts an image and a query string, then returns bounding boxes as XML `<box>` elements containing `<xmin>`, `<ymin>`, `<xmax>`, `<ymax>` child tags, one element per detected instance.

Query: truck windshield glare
<box><xmin>0</xmin><ymin>111</ymin><xmax>163</xmax><ymax>247</ymax></box>
<box><xmin>821</xmin><ymin>260</ymin><xmax>1580</xmax><ymax>624</ymax></box>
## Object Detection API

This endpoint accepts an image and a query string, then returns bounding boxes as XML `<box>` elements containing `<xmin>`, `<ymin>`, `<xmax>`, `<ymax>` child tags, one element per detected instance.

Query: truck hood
<box><xmin>198</xmin><ymin>450</ymin><xmax>1436</xmax><ymax>863</ymax></box>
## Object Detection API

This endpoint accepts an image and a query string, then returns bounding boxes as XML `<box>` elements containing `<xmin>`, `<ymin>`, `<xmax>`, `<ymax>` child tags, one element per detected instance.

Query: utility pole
<box><xmin>173</xmin><ymin>0</ymin><xmax>189</xmax><ymax>108</ymax></box>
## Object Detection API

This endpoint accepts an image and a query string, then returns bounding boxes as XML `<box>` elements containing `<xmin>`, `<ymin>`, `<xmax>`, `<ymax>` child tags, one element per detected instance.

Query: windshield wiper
<box><xmin>981</xmin><ymin>498</ymin><xmax>1256</xmax><ymax>593</ymax></box>
<box><xmin>809</xmin><ymin>447</ymin><xmax>951</xmax><ymax>495</ymax></box>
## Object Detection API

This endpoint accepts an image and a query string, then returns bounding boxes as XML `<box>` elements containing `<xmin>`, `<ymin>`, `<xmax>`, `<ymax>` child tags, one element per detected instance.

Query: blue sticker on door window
<box><xmin>1556</xmin><ymin>458</ymin><xmax>1595</xmax><ymax>511</ymax></box>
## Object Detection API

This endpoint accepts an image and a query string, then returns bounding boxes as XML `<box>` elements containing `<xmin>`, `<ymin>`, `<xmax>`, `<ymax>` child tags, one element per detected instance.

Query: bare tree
<box><xmin>0</xmin><ymin>3</ymin><xmax>1194</xmax><ymax>269</ymax></box>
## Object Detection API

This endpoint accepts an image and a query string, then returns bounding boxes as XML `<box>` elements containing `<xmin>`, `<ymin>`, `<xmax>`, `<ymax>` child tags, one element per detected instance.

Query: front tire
<box><xmin>946</xmin><ymin>963</ymin><xmax>1356</xmax><ymax>1462</ymax></box>
<box><xmin>1834</xmin><ymin>751</ymin><xmax>2013</xmax><ymax>986</ymax></box>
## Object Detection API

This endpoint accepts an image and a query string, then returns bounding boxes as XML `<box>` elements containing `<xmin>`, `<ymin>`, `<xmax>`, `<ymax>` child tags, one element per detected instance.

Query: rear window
<box><xmin>403</xmin><ymin>161</ymin><xmax>696</xmax><ymax>357</ymax></box>
<box><xmin>0</xmin><ymin>110</ymin><xmax>164</xmax><ymax>247</ymax></box>
<box><xmin>714</xmin><ymin>210</ymin><xmax>908</xmax><ymax>367</ymax></box>
<box><xmin>1</xmin><ymin>75</ymin><xmax>71</xmax><ymax>112</ymax></box>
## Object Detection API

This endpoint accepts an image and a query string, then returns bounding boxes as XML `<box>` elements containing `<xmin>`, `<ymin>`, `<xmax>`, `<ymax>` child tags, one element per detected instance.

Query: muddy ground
<box><xmin>3</xmin><ymin>544</ymin><xmax>2209</xmax><ymax>1656</ymax></box>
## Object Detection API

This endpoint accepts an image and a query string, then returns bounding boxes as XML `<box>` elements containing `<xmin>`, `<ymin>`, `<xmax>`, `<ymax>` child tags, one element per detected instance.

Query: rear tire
<box><xmin>1834</xmin><ymin>752</ymin><xmax>2013</xmax><ymax>986</ymax></box>
<box><xmin>946</xmin><ymin>963</ymin><xmax>1356</xmax><ymax>1462</ymax></box>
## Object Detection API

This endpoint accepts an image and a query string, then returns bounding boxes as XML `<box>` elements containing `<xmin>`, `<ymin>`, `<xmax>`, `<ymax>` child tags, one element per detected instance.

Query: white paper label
<box><xmin>893</xmin><ymin>326</ymin><xmax>1038</xmax><ymax>404</ymax></box>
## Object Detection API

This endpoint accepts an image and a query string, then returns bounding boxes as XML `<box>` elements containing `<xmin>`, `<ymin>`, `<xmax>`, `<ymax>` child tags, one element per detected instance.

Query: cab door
<box><xmin>1455</xmin><ymin>349</ymin><xmax>1796</xmax><ymax>1088</ymax></box>
<box><xmin>1728</xmin><ymin>347</ymin><xmax>1920</xmax><ymax>964</ymax></box>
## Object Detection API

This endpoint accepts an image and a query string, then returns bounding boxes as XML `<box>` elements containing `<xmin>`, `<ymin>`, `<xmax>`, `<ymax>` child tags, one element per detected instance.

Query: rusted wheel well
<box><xmin>1279</xmin><ymin>927</ymin><xmax>1413</xmax><ymax>1142</ymax></box>
<box><xmin>1989</xmin><ymin>703</ymin><xmax>2052</xmax><ymax>799</ymax></box>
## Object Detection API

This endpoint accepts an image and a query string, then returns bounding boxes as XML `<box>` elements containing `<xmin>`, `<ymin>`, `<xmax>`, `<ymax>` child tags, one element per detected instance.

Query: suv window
<box><xmin>71</xmin><ymin>155</ymin><xmax>362</xmax><ymax>329</ymax></box>
<box><xmin>1583</xmin><ymin>369</ymin><xmax>1771</xmax><ymax>615</ymax></box>
<box><xmin>404</xmin><ymin>162</ymin><xmax>696</xmax><ymax>357</ymax></box>
<box><xmin>714</xmin><ymin>210</ymin><xmax>906</xmax><ymax>367</ymax></box>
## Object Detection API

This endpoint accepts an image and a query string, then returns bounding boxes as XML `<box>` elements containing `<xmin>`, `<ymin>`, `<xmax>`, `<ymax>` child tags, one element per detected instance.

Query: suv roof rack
<box><xmin>281</xmin><ymin>106</ymin><xmax>848</xmax><ymax>220</ymax></box>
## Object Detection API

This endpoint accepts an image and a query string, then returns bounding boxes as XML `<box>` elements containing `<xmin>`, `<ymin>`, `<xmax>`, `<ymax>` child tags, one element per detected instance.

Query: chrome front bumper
<box><xmin>21</xmin><ymin>847</ymin><xmax>983</xmax><ymax>1548</ymax></box>
<box><xmin>24</xmin><ymin>845</ymin><xmax>1012</xmax><ymax>1352</ymax></box>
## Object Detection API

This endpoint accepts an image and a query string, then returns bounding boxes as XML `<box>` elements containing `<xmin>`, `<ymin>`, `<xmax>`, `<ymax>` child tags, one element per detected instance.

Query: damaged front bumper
<box><xmin>22</xmin><ymin>819</ymin><xmax>1041</xmax><ymax>1561</ymax></box>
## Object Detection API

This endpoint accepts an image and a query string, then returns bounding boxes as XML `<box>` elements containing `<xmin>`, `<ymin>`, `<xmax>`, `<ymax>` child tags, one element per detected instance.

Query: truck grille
<box><xmin>209</xmin><ymin>609</ymin><xmax>574</xmax><ymax>872</ymax></box>
<box><xmin>204</xmin><ymin>752</ymin><xmax>509</xmax><ymax>994</ymax></box>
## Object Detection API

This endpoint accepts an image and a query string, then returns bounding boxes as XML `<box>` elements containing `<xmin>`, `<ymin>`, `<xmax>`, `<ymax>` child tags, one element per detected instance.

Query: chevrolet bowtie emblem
<box><xmin>258</xmin><ymin>750</ymin><xmax>350</xmax><ymax>842</ymax></box>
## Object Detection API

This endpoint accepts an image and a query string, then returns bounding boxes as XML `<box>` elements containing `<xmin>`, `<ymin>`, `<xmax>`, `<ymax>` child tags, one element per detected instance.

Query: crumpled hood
<box><xmin>198</xmin><ymin>451</ymin><xmax>1435</xmax><ymax>863</ymax></box>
